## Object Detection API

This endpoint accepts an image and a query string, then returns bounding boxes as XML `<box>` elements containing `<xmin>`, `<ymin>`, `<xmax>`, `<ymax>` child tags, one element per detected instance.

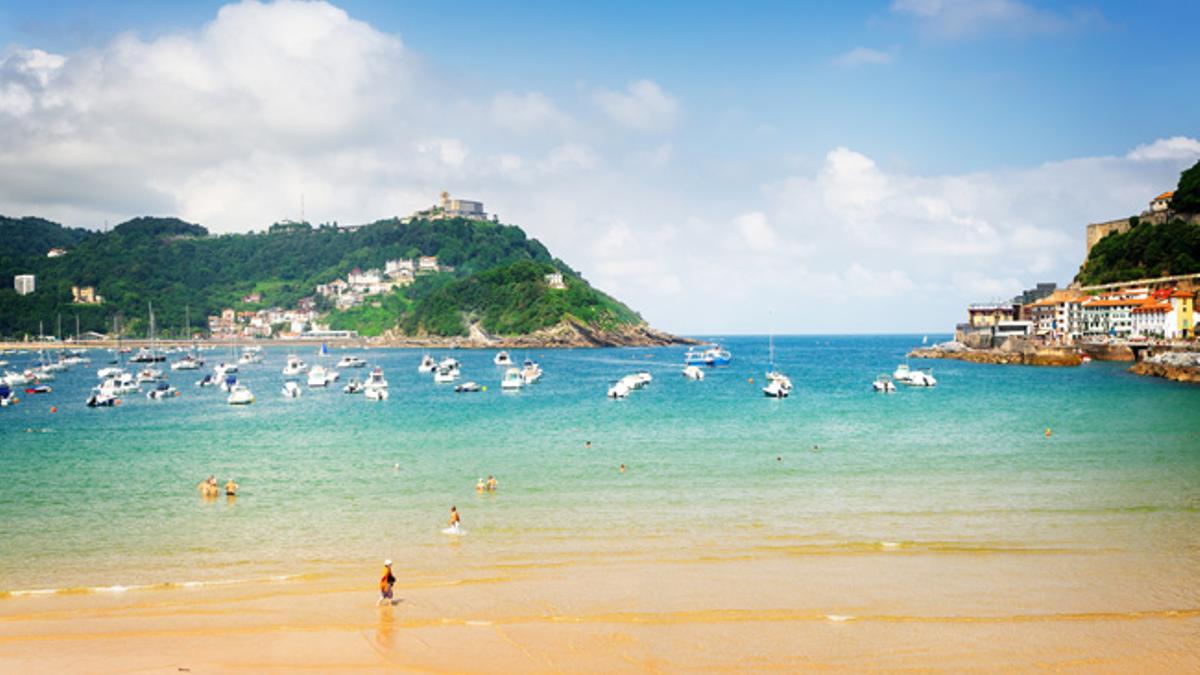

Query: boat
<box><xmin>872</xmin><ymin>374</ymin><xmax>897</xmax><ymax>393</ymax></box>
<box><xmin>196</xmin><ymin>373</ymin><xmax>217</xmax><ymax>387</ymax></box>
<box><xmin>364</xmin><ymin>367</ymin><xmax>389</xmax><ymax>400</ymax></box>
<box><xmin>336</xmin><ymin>355</ymin><xmax>366</xmax><ymax>369</ymax></box>
<box><xmin>2</xmin><ymin>370</ymin><xmax>29</xmax><ymax>386</ymax></box>
<box><xmin>438</xmin><ymin>357</ymin><xmax>461</xmax><ymax>372</ymax></box>
<box><xmin>684</xmin><ymin>345</ymin><xmax>732</xmax><ymax>367</ymax></box>
<box><xmin>103</xmin><ymin>371</ymin><xmax>140</xmax><ymax>393</ymax></box>
<box><xmin>308</xmin><ymin>365</ymin><xmax>330</xmax><ymax>387</ymax></box>
<box><xmin>417</xmin><ymin>354</ymin><xmax>437</xmax><ymax>373</ymax></box>
<box><xmin>128</xmin><ymin>347</ymin><xmax>164</xmax><ymax>363</ymax></box>
<box><xmin>0</xmin><ymin>384</ymin><xmax>18</xmax><ymax>406</ymax></box>
<box><xmin>493</xmin><ymin>351</ymin><xmax>512</xmax><ymax>366</ymax></box>
<box><xmin>682</xmin><ymin>365</ymin><xmax>705</xmax><ymax>380</ymax></box>
<box><xmin>147</xmin><ymin>381</ymin><xmax>179</xmax><ymax>399</ymax></box>
<box><xmin>343</xmin><ymin>377</ymin><xmax>363</xmax><ymax>394</ymax></box>
<box><xmin>282</xmin><ymin>380</ymin><xmax>303</xmax><ymax>398</ymax></box>
<box><xmin>607</xmin><ymin>379</ymin><xmax>631</xmax><ymax>399</ymax></box>
<box><xmin>238</xmin><ymin>348</ymin><xmax>263</xmax><ymax>365</ymax></box>
<box><xmin>282</xmin><ymin>355</ymin><xmax>308</xmax><ymax>376</ymax></box>
<box><xmin>893</xmin><ymin>364</ymin><xmax>937</xmax><ymax>387</ymax></box>
<box><xmin>434</xmin><ymin>363</ymin><xmax>460</xmax><ymax>384</ymax></box>
<box><xmin>627</xmin><ymin>371</ymin><xmax>652</xmax><ymax>389</ymax></box>
<box><xmin>136</xmin><ymin>367</ymin><xmax>163</xmax><ymax>383</ymax></box>
<box><xmin>97</xmin><ymin>366</ymin><xmax>123</xmax><ymax>379</ymax></box>
<box><xmin>227</xmin><ymin>383</ymin><xmax>255</xmax><ymax>405</ymax></box>
<box><xmin>762</xmin><ymin>374</ymin><xmax>792</xmax><ymax>398</ymax></box>
<box><xmin>501</xmin><ymin>367</ymin><xmax>523</xmax><ymax>390</ymax></box>
<box><xmin>85</xmin><ymin>388</ymin><xmax>118</xmax><ymax>407</ymax></box>
<box><xmin>24</xmin><ymin>384</ymin><xmax>52</xmax><ymax>395</ymax></box>
<box><xmin>521</xmin><ymin>358</ymin><xmax>543</xmax><ymax>384</ymax></box>
<box><xmin>171</xmin><ymin>355</ymin><xmax>202</xmax><ymax>371</ymax></box>
<box><xmin>220</xmin><ymin>375</ymin><xmax>239</xmax><ymax>392</ymax></box>
<box><xmin>213</xmin><ymin>362</ymin><xmax>239</xmax><ymax>378</ymax></box>
<box><xmin>455</xmin><ymin>381</ymin><xmax>483</xmax><ymax>393</ymax></box>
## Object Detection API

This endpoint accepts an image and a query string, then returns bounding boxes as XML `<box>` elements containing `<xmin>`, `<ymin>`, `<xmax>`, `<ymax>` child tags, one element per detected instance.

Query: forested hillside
<box><xmin>0</xmin><ymin>215</ymin><xmax>642</xmax><ymax>338</ymax></box>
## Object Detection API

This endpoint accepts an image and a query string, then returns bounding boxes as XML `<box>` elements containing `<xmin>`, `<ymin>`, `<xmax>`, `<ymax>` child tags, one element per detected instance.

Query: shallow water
<box><xmin>2</xmin><ymin>335</ymin><xmax>1199</xmax><ymax>610</ymax></box>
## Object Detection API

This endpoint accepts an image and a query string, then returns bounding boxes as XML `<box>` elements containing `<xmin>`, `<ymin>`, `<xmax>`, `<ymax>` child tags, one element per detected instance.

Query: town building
<box><xmin>403</xmin><ymin>191</ymin><xmax>496</xmax><ymax>223</ymax></box>
<box><xmin>1080</xmin><ymin>289</ymin><xmax>1150</xmax><ymax>338</ymax></box>
<box><xmin>14</xmin><ymin>275</ymin><xmax>35</xmax><ymax>295</ymax></box>
<box><xmin>545</xmin><ymin>272</ymin><xmax>566</xmax><ymax>290</ymax></box>
<box><xmin>418</xmin><ymin>256</ymin><xmax>439</xmax><ymax>273</ymax></box>
<box><xmin>47</xmin><ymin>248</ymin><xmax>67</xmax><ymax>258</ymax></box>
<box><xmin>347</xmin><ymin>268</ymin><xmax>383</xmax><ymax>288</ymax></box>
<box><xmin>71</xmin><ymin>286</ymin><xmax>104</xmax><ymax>305</ymax></box>
<box><xmin>1131</xmin><ymin>300</ymin><xmax>1176</xmax><ymax>339</ymax></box>
<box><xmin>1169</xmin><ymin>289</ymin><xmax>1194</xmax><ymax>339</ymax></box>
<box><xmin>386</xmin><ymin>259</ymin><xmax>415</xmax><ymax>277</ymax></box>
<box><xmin>242</xmin><ymin>292</ymin><xmax>262</xmax><ymax>304</ymax></box>
<box><xmin>967</xmin><ymin>303</ymin><xmax>1015</xmax><ymax>328</ymax></box>
<box><xmin>1025</xmin><ymin>289</ymin><xmax>1087</xmax><ymax>343</ymax></box>
<box><xmin>1149</xmin><ymin>191</ymin><xmax>1174</xmax><ymax>213</ymax></box>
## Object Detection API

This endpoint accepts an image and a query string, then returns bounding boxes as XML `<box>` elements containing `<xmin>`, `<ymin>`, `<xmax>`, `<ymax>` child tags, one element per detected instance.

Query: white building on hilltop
<box><xmin>545</xmin><ymin>272</ymin><xmax>566</xmax><ymax>290</ymax></box>
<box><xmin>14</xmin><ymin>275</ymin><xmax>35</xmax><ymax>295</ymax></box>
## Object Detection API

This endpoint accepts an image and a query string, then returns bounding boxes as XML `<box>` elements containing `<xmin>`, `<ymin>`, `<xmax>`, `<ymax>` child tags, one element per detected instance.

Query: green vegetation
<box><xmin>0</xmin><ymin>214</ymin><xmax>642</xmax><ymax>338</ymax></box>
<box><xmin>1172</xmin><ymin>160</ymin><xmax>1200</xmax><ymax>213</ymax></box>
<box><xmin>1077</xmin><ymin>217</ymin><xmax>1200</xmax><ymax>285</ymax></box>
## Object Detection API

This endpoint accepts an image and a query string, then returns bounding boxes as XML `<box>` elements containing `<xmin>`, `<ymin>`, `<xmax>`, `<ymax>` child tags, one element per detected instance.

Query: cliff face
<box><xmin>380</xmin><ymin>318</ymin><xmax>697</xmax><ymax>348</ymax></box>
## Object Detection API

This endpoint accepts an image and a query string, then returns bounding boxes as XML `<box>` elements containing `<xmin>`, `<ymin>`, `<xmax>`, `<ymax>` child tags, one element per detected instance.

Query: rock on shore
<box><xmin>909</xmin><ymin>342</ymin><xmax>1082</xmax><ymax>367</ymax></box>
<box><xmin>1129</xmin><ymin>352</ymin><xmax>1200</xmax><ymax>384</ymax></box>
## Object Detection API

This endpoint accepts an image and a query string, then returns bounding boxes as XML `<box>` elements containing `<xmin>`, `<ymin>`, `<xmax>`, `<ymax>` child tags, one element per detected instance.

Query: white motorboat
<box><xmin>238</xmin><ymin>348</ymin><xmax>263</xmax><ymax>365</ymax></box>
<box><xmin>136</xmin><ymin>367</ymin><xmax>163</xmax><ymax>383</ymax></box>
<box><xmin>336</xmin><ymin>355</ymin><xmax>366</xmax><ymax>369</ymax></box>
<box><xmin>455</xmin><ymin>381</ymin><xmax>483</xmax><ymax>393</ymax></box>
<box><xmin>607</xmin><ymin>379</ymin><xmax>631</xmax><ymax>399</ymax></box>
<box><xmin>627</xmin><ymin>371</ymin><xmax>652</xmax><ymax>389</ymax></box>
<box><xmin>873</xmin><ymin>374</ymin><xmax>897</xmax><ymax>392</ymax></box>
<box><xmin>433</xmin><ymin>364</ymin><xmax>460</xmax><ymax>384</ymax></box>
<box><xmin>171</xmin><ymin>355</ymin><xmax>202</xmax><ymax>371</ymax></box>
<box><xmin>894</xmin><ymin>364</ymin><xmax>937</xmax><ymax>387</ymax></box>
<box><xmin>97</xmin><ymin>366</ymin><xmax>123</xmax><ymax>379</ymax></box>
<box><xmin>147</xmin><ymin>381</ymin><xmax>179</xmax><ymax>399</ymax></box>
<box><xmin>227</xmin><ymin>383</ymin><xmax>255</xmax><ymax>405</ymax></box>
<box><xmin>682</xmin><ymin>365</ymin><xmax>705</xmax><ymax>380</ymax></box>
<box><xmin>762</xmin><ymin>374</ymin><xmax>792</xmax><ymax>398</ymax></box>
<box><xmin>282</xmin><ymin>381</ymin><xmax>302</xmax><ymax>398</ymax></box>
<box><xmin>196</xmin><ymin>373</ymin><xmax>217</xmax><ymax>387</ymax></box>
<box><xmin>219</xmin><ymin>375</ymin><xmax>239</xmax><ymax>392</ymax></box>
<box><xmin>417</xmin><ymin>354</ymin><xmax>437</xmax><ymax>373</ymax></box>
<box><xmin>213</xmin><ymin>362</ymin><xmax>239</xmax><ymax>378</ymax></box>
<box><xmin>438</xmin><ymin>357</ymin><xmax>461</xmax><ymax>372</ymax></box>
<box><xmin>343</xmin><ymin>377</ymin><xmax>363</xmax><ymax>394</ymax></box>
<box><xmin>501</xmin><ymin>367</ymin><xmax>523</xmax><ymax>390</ymax></box>
<box><xmin>684</xmin><ymin>345</ymin><xmax>732</xmax><ymax>366</ymax></box>
<box><xmin>86</xmin><ymin>387</ymin><xmax>119</xmax><ymax>407</ymax></box>
<box><xmin>494</xmin><ymin>351</ymin><xmax>512</xmax><ymax>366</ymax></box>
<box><xmin>3</xmin><ymin>370</ymin><xmax>29</xmax><ymax>386</ymax></box>
<box><xmin>521</xmin><ymin>359</ymin><xmax>543</xmax><ymax>384</ymax></box>
<box><xmin>364</xmin><ymin>367</ymin><xmax>389</xmax><ymax>400</ymax></box>
<box><xmin>308</xmin><ymin>365</ymin><xmax>332</xmax><ymax>387</ymax></box>
<box><xmin>282</xmin><ymin>355</ymin><xmax>308</xmax><ymax>376</ymax></box>
<box><xmin>104</xmin><ymin>371</ymin><xmax>140</xmax><ymax>393</ymax></box>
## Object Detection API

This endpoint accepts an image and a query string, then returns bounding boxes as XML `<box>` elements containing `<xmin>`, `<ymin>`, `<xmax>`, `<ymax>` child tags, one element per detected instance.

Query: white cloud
<box><xmin>490</xmin><ymin>91</ymin><xmax>571</xmax><ymax>133</ymax></box>
<box><xmin>834</xmin><ymin>47</ymin><xmax>895</xmax><ymax>66</ymax></box>
<box><xmin>592</xmin><ymin>79</ymin><xmax>678</xmax><ymax>131</ymax></box>
<box><xmin>735</xmin><ymin>211</ymin><xmax>778</xmax><ymax>251</ymax></box>
<box><xmin>1126</xmin><ymin>136</ymin><xmax>1200</xmax><ymax>162</ymax></box>
<box><xmin>416</xmin><ymin>138</ymin><xmax>468</xmax><ymax>167</ymax></box>
<box><xmin>891</xmin><ymin>0</ymin><xmax>1103</xmax><ymax>39</ymax></box>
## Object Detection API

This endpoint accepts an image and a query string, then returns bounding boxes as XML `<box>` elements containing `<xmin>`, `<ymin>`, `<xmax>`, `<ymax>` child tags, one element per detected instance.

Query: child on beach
<box><xmin>377</xmin><ymin>560</ymin><xmax>395</xmax><ymax>606</ymax></box>
<box><xmin>448</xmin><ymin>506</ymin><xmax>461</xmax><ymax>533</ymax></box>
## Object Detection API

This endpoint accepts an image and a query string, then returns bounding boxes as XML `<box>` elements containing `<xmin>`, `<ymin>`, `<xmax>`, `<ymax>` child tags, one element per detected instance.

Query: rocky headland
<box><xmin>1128</xmin><ymin>351</ymin><xmax>1200</xmax><ymax>384</ymax></box>
<box><xmin>909</xmin><ymin>341</ymin><xmax>1082</xmax><ymax>367</ymax></box>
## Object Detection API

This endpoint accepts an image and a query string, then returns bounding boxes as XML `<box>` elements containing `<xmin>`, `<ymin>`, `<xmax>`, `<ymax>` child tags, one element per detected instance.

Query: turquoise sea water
<box><xmin>1</xmin><ymin>336</ymin><xmax>1199</xmax><ymax>595</ymax></box>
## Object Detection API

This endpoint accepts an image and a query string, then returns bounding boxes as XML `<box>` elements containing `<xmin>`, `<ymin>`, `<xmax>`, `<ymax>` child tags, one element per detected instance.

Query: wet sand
<box><xmin>2</xmin><ymin>551</ymin><xmax>1197</xmax><ymax>673</ymax></box>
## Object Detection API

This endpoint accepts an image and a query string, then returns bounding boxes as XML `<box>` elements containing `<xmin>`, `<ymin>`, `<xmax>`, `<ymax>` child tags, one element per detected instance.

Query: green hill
<box><xmin>0</xmin><ymin>215</ymin><xmax>644</xmax><ymax>339</ymax></box>
<box><xmin>1076</xmin><ymin>217</ymin><xmax>1200</xmax><ymax>286</ymax></box>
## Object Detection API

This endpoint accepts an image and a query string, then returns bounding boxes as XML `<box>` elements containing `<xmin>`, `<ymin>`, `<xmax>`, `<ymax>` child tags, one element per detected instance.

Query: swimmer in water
<box><xmin>619</xmin><ymin>463</ymin><xmax>626</xmax><ymax>473</ymax></box>
<box><xmin>225</xmin><ymin>478</ymin><xmax>238</xmax><ymax>496</ymax></box>
<box><xmin>585</xmin><ymin>440</ymin><xmax>592</xmax><ymax>449</ymax></box>
<box><xmin>486</xmin><ymin>475</ymin><xmax>497</xmax><ymax>492</ymax></box>
<box><xmin>449</xmin><ymin>506</ymin><xmax>461</xmax><ymax>532</ymax></box>
<box><xmin>476</xmin><ymin>478</ymin><xmax>485</xmax><ymax>493</ymax></box>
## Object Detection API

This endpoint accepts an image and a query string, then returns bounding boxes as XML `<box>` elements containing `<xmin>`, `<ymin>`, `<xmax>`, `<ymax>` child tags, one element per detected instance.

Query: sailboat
<box><xmin>762</xmin><ymin>332</ymin><xmax>792</xmax><ymax>398</ymax></box>
<box><xmin>172</xmin><ymin>306</ymin><xmax>203</xmax><ymax>371</ymax></box>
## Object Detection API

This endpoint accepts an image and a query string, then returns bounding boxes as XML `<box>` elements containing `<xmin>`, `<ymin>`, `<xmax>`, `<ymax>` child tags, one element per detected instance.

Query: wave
<box><xmin>2</xmin><ymin>573</ymin><xmax>308</xmax><ymax>599</ymax></box>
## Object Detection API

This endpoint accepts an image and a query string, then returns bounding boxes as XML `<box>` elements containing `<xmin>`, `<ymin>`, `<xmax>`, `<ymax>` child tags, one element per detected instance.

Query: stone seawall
<box><xmin>1080</xmin><ymin>343</ymin><xmax>1135</xmax><ymax>361</ymax></box>
<box><xmin>909</xmin><ymin>346</ymin><xmax>1081</xmax><ymax>367</ymax></box>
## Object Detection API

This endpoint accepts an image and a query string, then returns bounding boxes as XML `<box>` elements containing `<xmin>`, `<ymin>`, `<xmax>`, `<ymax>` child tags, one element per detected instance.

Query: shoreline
<box><xmin>908</xmin><ymin>345</ymin><xmax>1083</xmax><ymax>367</ymax></box>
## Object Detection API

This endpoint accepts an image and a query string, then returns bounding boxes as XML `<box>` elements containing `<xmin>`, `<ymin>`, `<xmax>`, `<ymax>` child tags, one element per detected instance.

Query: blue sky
<box><xmin>0</xmin><ymin>1</ymin><xmax>1197</xmax><ymax>332</ymax></box>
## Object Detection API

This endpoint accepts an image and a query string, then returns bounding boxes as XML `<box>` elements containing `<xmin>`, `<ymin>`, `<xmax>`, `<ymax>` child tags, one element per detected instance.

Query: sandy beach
<box><xmin>3</xmin><ymin>548</ymin><xmax>1198</xmax><ymax>674</ymax></box>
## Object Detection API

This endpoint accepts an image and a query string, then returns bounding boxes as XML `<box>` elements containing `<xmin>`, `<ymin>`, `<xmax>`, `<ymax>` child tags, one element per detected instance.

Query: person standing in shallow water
<box><xmin>486</xmin><ymin>475</ymin><xmax>497</xmax><ymax>491</ymax></box>
<box><xmin>377</xmin><ymin>560</ymin><xmax>395</xmax><ymax>606</ymax></box>
<box><xmin>449</xmin><ymin>506</ymin><xmax>461</xmax><ymax>533</ymax></box>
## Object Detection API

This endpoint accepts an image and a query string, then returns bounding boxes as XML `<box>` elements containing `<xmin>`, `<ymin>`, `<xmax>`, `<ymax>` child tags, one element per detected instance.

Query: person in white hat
<box><xmin>377</xmin><ymin>560</ymin><xmax>396</xmax><ymax>606</ymax></box>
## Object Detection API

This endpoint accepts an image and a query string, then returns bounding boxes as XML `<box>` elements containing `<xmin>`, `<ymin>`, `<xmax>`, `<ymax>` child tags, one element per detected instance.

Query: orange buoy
<box><xmin>1044</xmin><ymin>428</ymin><xmax>1051</xmax><ymax>438</ymax></box>
<box><xmin>50</xmin><ymin>406</ymin><xmax>58</xmax><ymax>413</ymax></box>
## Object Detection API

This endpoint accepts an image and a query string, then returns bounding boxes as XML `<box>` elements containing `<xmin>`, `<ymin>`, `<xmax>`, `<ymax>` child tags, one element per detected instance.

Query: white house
<box><xmin>347</xmin><ymin>268</ymin><xmax>383</xmax><ymax>288</ymax></box>
<box><xmin>385</xmin><ymin>259</ymin><xmax>415</xmax><ymax>276</ymax></box>
<box><xmin>1081</xmin><ymin>292</ymin><xmax>1147</xmax><ymax>338</ymax></box>
<box><xmin>14</xmin><ymin>274</ymin><xmax>35</xmax><ymax>295</ymax></box>
<box><xmin>418</xmin><ymin>256</ymin><xmax>439</xmax><ymax>273</ymax></box>
<box><xmin>47</xmin><ymin>248</ymin><xmax>67</xmax><ymax>258</ymax></box>
<box><xmin>1131</xmin><ymin>301</ymin><xmax>1176</xmax><ymax>338</ymax></box>
<box><xmin>1149</xmin><ymin>191</ymin><xmax>1174</xmax><ymax>213</ymax></box>
<box><xmin>545</xmin><ymin>272</ymin><xmax>566</xmax><ymax>290</ymax></box>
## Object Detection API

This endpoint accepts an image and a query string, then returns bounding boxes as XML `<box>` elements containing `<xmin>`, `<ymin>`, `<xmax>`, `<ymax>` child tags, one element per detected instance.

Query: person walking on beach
<box><xmin>448</xmin><ymin>506</ymin><xmax>461</xmax><ymax>533</ymax></box>
<box><xmin>377</xmin><ymin>560</ymin><xmax>396</xmax><ymax>606</ymax></box>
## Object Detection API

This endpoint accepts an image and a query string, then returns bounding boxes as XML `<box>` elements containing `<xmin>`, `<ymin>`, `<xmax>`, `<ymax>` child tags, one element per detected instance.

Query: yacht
<box><xmin>682</xmin><ymin>365</ymin><xmax>705</xmax><ymax>380</ymax></box>
<box><xmin>220</xmin><ymin>375</ymin><xmax>239</xmax><ymax>392</ymax></box>
<box><xmin>364</xmin><ymin>367</ymin><xmax>389</xmax><ymax>400</ymax></box>
<box><xmin>417</xmin><ymin>354</ymin><xmax>437</xmax><ymax>373</ymax></box>
<box><xmin>282</xmin><ymin>380</ymin><xmax>303</xmax><ymax>398</ymax></box>
<box><xmin>684</xmin><ymin>345</ymin><xmax>732</xmax><ymax>367</ymax></box>
<box><xmin>129</xmin><ymin>347</ymin><xmax>164</xmax><ymax>363</ymax></box>
<box><xmin>438</xmin><ymin>357</ymin><xmax>461</xmax><ymax>372</ymax></box>
<box><xmin>521</xmin><ymin>358</ymin><xmax>543</xmax><ymax>384</ymax></box>
<box><xmin>336</xmin><ymin>355</ymin><xmax>367</xmax><ymax>369</ymax></box>
<box><xmin>894</xmin><ymin>364</ymin><xmax>937</xmax><ymax>387</ymax></box>
<box><xmin>282</xmin><ymin>355</ymin><xmax>308</xmax><ymax>376</ymax></box>
<box><xmin>434</xmin><ymin>363</ymin><xmax>460</xmax><ymax>384</ymax></box>
<box><xmin>196</xmin><ymin>373</ymin><xmax>217</xmax><ymax>387</ymax></box>
<box><xmin>85</xmin><ymin>386</ymin><xmax>118</xmax><ymax>408</ymax></box>
<box><xmin>3</xmin><ymin>370</ymin><xmax>29</xmax><ymax>386</ymax></box>
<box><xmin>343</xmin><ymin>377</ymin><xmax>363</xmax><ymax>394</ymax></box>
<box><xmin>308</xmin><ymin>365</ymin><xmax>334</xmax><ymax>387</ymax></box>
<box><xmin>238</xmin><ymin>348</ymin><xmax>263</xmax><ymax>365</ymax></box>
<box><xmin>873</xmin><ymin>374</ymin><xmax>897</xmax><ymax>393</ymax></box>
<box><xmin>97</xmin><ymin>366</ymin><xmax>123</xmax><ymax>379</ymax></box>
<box><xmin>147</xmin><ymin>381</ymin><xmax>179</xmax><ymax>399</ymax></box>
<box><xmin>607</xmin><ymin>379</ymin><xmax>631</xmax><ymax>399</ymax></box>
<box><xmin>455</xmin><ymin>381</ymin><xmax>483</xmax><ymax>393</ymax></box>
<box><xmin>213</xmin><ymin>362</ymin><xmax>239</xmax><ymax>378</ymax></box>
<box><xmin>493</xmin><ymin>351</ymin><xmax>512</xmax><ymax>366</ymax></box>
<box><xmin>501</xmin><ymin>367</ymin><xmax>524</xmax><ymax>390</ymax></box>
<box><xmin>104</xmin><ymin>371</ymin><xmax>140</xmax><ymax>394</ymax></box>
<box><xmin>227</xmin><ymin>383</ymin><xmax>255</xmax><ymax>405</ymax></box>
<box><xmin>136</xmin><ymin>367</ymin><xmax>163</xmax><ymax>383</ymax></box>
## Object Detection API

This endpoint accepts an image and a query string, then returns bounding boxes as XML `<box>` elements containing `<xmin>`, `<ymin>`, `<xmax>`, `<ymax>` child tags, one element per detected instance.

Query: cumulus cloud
<box><xmin>891</xmin><ymin>0</ymin><xmax>1104</xmax><ymax>39</ymax></box>
<box><xmin>735</xmin><ymin>211</ymin><xmax>778</xmax><ymax>251</ymax></box>
<box><xmin>490</xmin><ymin>91</ymin><xmax>572</xmax><ymax>133</ymax></box>
<box><xmin>592</xmin><ymin>79</ymin><xmax>678</xmax><ymax>131</ymax></box>
<box><xmin>834</xmin><ymin>47</ymin><xmax>895</xmax><ymax>66</ymax></box>
<box><xmin>1126</xmin><ymin>136</ymin><xmax>1200</xmax><ymax>162</ymax></box>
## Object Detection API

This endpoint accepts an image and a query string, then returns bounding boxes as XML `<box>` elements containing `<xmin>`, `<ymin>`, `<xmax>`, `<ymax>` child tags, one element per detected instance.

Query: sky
<box><xmin>0</xmin><ymin>0</ymin><xmax>1197</xmax><ymax>334</ymax></box>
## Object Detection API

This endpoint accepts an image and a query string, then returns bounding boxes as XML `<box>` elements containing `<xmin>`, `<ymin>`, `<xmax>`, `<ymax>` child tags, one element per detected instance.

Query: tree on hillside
<box><xmin>1173</xmin><ymin>160</ymin><xmax>1200</xmax><ymax>213</ymax></box>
